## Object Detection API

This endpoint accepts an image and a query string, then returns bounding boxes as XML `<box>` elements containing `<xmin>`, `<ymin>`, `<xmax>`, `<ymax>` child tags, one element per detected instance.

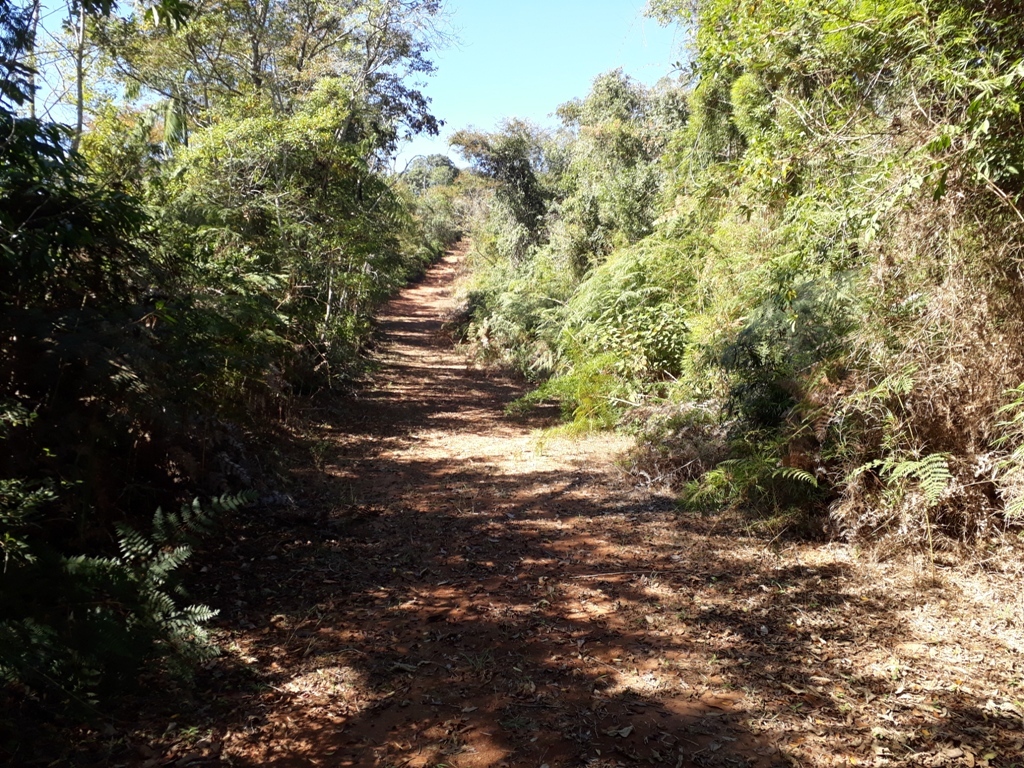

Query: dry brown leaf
<box><xmin>700</xmin><ymin>691</ymin><xmax>744</xmax><ymax>711</ymax></box>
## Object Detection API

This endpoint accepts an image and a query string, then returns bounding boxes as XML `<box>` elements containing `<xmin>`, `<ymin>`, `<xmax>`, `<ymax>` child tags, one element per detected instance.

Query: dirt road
<box><xmin>140</xmin><ymin>247</ymin><xmax>1022</xmax><ymax>768</ymax></box>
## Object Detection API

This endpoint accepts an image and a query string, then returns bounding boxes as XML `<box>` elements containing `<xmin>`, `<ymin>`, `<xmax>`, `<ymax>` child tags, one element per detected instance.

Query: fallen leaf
<box><xmin>700</xmin><ymin>691</ymin><xmax>744</xmax><ymax>711</ymax></box>
<box><xmin>604</xmin><ymin>725</ymin><xmax>634</xmax><ymax>738</ymax></box>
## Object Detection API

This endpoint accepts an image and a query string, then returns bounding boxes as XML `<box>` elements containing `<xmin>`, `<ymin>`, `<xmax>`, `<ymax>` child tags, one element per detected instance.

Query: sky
<box><xmin>393</xmin><ymin>1</ymin><xmax>684</xmax><ymax>169</ymax></box>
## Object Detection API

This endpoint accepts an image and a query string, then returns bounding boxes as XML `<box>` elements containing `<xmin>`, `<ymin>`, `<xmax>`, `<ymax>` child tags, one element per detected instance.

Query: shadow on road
<box><xmin>24</xmin><ymin>250</ymin><xmax>1018</xmax><ymax>768</ymax></box>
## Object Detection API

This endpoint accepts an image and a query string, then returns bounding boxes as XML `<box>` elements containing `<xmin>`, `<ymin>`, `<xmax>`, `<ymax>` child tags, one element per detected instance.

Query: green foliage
<box><xmin>513</xmin><ymin>352</ymin><xmax>626</xmax><ymax>431</ymax></box>
<box><xmin>459</xmin><ymin>72</ymin><xmax>689</xmax><ymax>395</ymax></box>
<box><xmin>0</xmin><ymin>387</ymin><xmax>256</xmax><ymax>703</ymax></box>
<box><xmin>462</xmin><ymin>0</ymin><xmax>1024</xmax><ymax>545</ymax></box>
<box><xmin>154</xmin><ymin>83</ymin><xmax>427</xmax><ymax>389</ymax></box>
<box><xmin>452</xmin><ymin>120</ymin><xmax>556</xmax><ymax>262</ymax></box>
<box><xmin>729</xmin><ymin>73</ymin><xmax>772</xmax><ymax>141</ymax></box>
<box><xmin>0</xmin><ymin>112</ymin><xmax>148</xmax><ymax>310</ymax></box>
<box><xmin>680</xmin><ymin>435</ymin><xmax>820</xmax><ymax>520</ymax></box>
<box><xmin>404</xmin><ymin>154</ymin><xmax>460</xmax><ymax>193</ymax></box>
<box><xmin>93</xmin><ymin>0</ymin><xmax>444</xmax><ymax>152</ymax></box>
<box><xmin>721</xmin><ymin>265</ymin><xmax>853</xmax><ymax>428</ymax></box>
<box><xmin>0</xmin><ymin>492</ymin><xmax>254</xmax><ymax>704</ymax></box>
<box><xmin>0</xmin><ymin>405</ymin><xmax>57</xmax><ymax>571</ymax></box>
<box><xmin>0</xmin><ymin>0</ymin><xmax>447</xmax><ymax>717</ymax></box>
<box><xmin>852</xmin><ymin>453</ymin><xmax>952</xmax><ymax>510</ymax></box>
<box><xmin>399</xmin><ymin>157</ymin><xmax>478</xmax><ymax>255</ymax></box>
<box><xmin>552</xmin><ymin>70</ymin><xmax>673</xmax><ymax>267</ymax></box>
<box><xmin>557</xmin><ymin>238</ymin><xmax>696</xmax><ymax>391</ymax></box>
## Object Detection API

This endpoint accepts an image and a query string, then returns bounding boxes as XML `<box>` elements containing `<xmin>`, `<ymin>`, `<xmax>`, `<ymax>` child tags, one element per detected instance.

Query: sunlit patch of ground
<box><xmin>58</xmin><ymin>246</ymin><xmax>1024</xmax><ymax>768</ymax></box>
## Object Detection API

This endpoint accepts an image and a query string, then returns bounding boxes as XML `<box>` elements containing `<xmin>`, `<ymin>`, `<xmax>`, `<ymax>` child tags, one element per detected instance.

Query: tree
<box><xmin>451</xmin><ymin>119</ymin><xmax>553</xmax><ymax>254</ymax></box>
<box><xmin>1</xmin><ymin>0</ymin><xmax>444</xmax><ymax>709</ymax></box>
<box><xmin>93</xmin><ymin>0</ymin><xmax>446</xmax><ymax>153</ymax></box>
<box><xmin>548</xmin><ymin>70</ymin><xmax>675</xmax><ymax>270</ymax></box>
<box><xmin>403</xmin><ymin>153</ymin><xmax>459</xmax><ymax>193</ymax></box>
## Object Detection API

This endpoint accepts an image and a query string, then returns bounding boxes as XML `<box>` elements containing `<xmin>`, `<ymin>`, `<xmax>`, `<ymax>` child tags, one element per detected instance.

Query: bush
<box><xmin>461</xmin><ymin>0</ymin><xmax>1024</xmax><ymax>547</ymax></box>
<box><xmin>0</xmin><ymin>402</ymin><xmax>254</xmax><ymax>704</ymax></box>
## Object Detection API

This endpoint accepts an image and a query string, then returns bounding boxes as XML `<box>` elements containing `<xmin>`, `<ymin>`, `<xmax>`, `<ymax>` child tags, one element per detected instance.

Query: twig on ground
<box><xmin>570</xmin><ymin>570</ymin><xmax>690</xmax><ymax>579</ymax></box>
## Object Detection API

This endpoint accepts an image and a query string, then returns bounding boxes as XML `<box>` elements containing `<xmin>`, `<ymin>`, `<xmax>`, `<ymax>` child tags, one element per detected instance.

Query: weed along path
<box><xmin>174</xmin><ymin>247</ymin><xmax>1023</xmax><ymax>768</ymax></box>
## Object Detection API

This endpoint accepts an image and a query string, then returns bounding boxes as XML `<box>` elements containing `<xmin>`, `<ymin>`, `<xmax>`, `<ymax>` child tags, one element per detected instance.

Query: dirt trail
<box><xmin>206</xmin><ymin>247</ymin><xmax>782</xmax><ymax>767</ymax></box>
<box><xmin>160</xmin><ymin>248</ymin><xmax>1022</xmax><ymax>768</ymax></box>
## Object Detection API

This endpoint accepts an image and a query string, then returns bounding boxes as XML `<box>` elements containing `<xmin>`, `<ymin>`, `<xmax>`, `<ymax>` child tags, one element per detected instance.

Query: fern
<box><xmin>681</xmin><ymin>466</ymin><xmax>733</xmax><ymax>508</ymax></box>
<box><xmin>681</xmin><ymin>442</ymin><xmax>821</xmax><ymax>514</ymax></box>
<box><xmin>0</xmin><ymin>491</ymin><xmax>255</xmax><ymax>702</ymax></box>
<box><xmin>851</xmin><ymin>452</ymin><xmax>952</xmax><ymax>509</ymax></box>
<box><xmin>771</xmin><ymin>466</ymin><xmax>818</xmax><ymax>488</ymax></box>
<box><xmin>889</xmin><ymin>454</ymin><xmax>952</xmax><ymax>507</ymax></box>
<box><xmin>115</xmin><ymin>524</ymin><xmax>155</xmax><ymax>563</ymax></box>
<box><xmin>152</xmin><ymin>491</ymin><xmax>255</xmax><ymax>545</ymax></box>
<box><xmin>115</xmin><ymin>491</ymin><xmax>256</xmax><ymax>659</ymax></box>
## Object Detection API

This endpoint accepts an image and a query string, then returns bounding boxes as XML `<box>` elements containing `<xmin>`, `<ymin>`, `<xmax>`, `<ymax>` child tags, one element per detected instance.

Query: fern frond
<box><xmin>771</xmin><ymin>466</ymin><xmax>818</xmax><ymax>488</ymax></box>
<box><xmin>847</xmin><ymin>459</ymin><xmax>884</xmax><ymax>483</ymax></box>
<box><xmin>150</xmin><ymin>491</ymin><xmax>254</xmax><ymax>546</ymax></box>
<box><xmin>146</xmin><ymin>546</ymin><xmax>193</xmax><ymax>583</ymax></box>
<box><xmin>115</xmin><ymin>524</ymin><xmax>155</xmax><ymax>563</ymax></box>
<box><xmin>867</xmin><ymin>452</ymin><xmax>952</xmax><ymax>508</ymax></box>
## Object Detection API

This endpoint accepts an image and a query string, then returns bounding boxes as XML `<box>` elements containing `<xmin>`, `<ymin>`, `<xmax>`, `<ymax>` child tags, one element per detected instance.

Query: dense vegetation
<box><xmin>455</xmin><ymin>0</ymin><xmax>1024</xmax><ymax>546</ymax></box>
<box><xmin>1</xmin><ymin>0</ymin><xmax>451</xmax><ymax>711</ymax></box>
<box><xmin>7</xmin><ymin>0</ymin><xmax>1024</xmax><ymax>738</ymax></box>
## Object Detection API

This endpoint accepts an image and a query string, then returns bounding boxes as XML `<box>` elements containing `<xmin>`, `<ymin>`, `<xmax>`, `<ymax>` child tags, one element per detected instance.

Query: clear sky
<box><xmin>393</xmin><ymin>1</ymin><xmax>683</xmax><ymax>169</ymax></box>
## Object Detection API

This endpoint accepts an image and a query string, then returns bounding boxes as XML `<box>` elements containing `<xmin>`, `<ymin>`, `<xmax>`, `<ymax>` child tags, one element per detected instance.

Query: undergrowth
<box><xmin>446</xmin><ymin>1</ymin><xmax>1024</xmax><ymax>550</ymax></box>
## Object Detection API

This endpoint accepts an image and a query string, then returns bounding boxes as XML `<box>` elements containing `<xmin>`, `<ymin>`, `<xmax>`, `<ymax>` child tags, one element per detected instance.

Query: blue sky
<box><xmin>393</xmin><ymin>1</ymin><xmax>683</xmax><ymax>168</ymax></box>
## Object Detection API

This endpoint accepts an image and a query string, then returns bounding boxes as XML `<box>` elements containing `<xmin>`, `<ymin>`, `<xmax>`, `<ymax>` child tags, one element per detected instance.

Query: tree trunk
<box><xmin>70</xmin><ymin>3</ymin><xmax>85</xmax><ymax>152</ymax></box>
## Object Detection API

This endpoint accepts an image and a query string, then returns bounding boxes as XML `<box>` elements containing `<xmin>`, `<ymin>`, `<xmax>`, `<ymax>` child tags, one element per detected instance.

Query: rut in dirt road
<box><xmin>204</xmin><ymin>247</ymin><xmax>785</xmax><ymax>768</ymax></box>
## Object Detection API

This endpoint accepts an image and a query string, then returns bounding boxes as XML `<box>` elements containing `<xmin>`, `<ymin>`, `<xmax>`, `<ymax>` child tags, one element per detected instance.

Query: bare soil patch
<box><xmin>21</xmin><ymin>246</ymin><xmax>1024</xmax><ymax>768</ymax></box>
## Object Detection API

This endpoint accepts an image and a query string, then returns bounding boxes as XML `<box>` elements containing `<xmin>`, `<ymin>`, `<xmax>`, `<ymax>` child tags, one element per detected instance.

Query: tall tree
<box><xmin>94</xmin><ymin>0</ymin><xmax>445</xmax><ymax>152</ymax></box>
